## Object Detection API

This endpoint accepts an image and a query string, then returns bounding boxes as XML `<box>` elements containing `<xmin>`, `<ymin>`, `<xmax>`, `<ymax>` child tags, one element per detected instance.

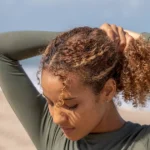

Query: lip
<box><xmin>61</xmin><ymin>126</ymin><xmax>75</xmax><ymax>134</ymax></box>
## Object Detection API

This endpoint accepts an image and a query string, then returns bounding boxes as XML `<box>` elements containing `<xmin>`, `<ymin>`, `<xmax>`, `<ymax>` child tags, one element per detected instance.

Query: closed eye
<box><xmin>41</xmin><ymin>94</ymin><xmax>78</xmax><ymax>109</ymax></box>
<box><xmin>66</xmin><ymin>104</ymin><xmax>78</xmax><ymax>110</ymax></box>
<box><xmin>63</xmin><ymin>103</ymin><xmax>78</xmax><ymax>110</ymax></box>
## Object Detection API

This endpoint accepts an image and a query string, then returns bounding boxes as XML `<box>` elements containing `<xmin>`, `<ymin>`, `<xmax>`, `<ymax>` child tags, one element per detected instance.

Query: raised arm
<box><xmin>0</xmin><ymin>31</ymin><xmax>61</xmax><ymax>60</ymax></box>
<box><xmin>0</xmin><ymin>31</ymin><xmax>61</xmax><ymax>149</ymax></box>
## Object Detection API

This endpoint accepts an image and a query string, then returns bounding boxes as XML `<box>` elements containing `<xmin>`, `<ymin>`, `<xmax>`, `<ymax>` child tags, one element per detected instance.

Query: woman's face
<box><xmin>41</xmin><ymin>70</ymin><xmax>112</xmax><ymax>141</ymax></box>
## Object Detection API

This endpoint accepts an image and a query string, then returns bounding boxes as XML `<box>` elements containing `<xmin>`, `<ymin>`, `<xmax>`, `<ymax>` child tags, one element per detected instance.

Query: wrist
<box><xmin>124</xmin><ymin>30</ymin><xmax>140</xmax><ymax>40</ymax></box>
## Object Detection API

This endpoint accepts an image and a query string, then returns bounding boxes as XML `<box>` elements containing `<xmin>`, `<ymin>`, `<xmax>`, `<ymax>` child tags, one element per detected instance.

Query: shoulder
<box><xmin>140</xmin><ymin>124</ymin><xmax>150</xmax><ymax>147</ymax></box>
<box><xmin>127</xmin><ymin>122</ymin><xmax>150</xmax><ymax>150</ymax></box>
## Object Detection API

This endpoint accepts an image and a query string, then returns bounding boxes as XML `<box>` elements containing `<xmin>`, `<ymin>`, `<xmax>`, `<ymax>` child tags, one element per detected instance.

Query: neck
<box><xmin>92</xmin><ymin>101</ymin><xmax>125</xmax><ymax>133</ymax></box>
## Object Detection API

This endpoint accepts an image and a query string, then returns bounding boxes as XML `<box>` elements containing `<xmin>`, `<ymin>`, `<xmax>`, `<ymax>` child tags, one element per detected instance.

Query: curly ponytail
<box><xmin>121</xmin><ymin>39</ymin><xmax>150</xmax><ymax>106</ymax></box>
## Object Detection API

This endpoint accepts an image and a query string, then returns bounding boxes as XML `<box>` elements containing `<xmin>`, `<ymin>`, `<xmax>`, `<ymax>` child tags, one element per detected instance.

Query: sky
<box><xmin>0</xmin><ymin>0</ymin><xmax>150</xmax><ymax>32</ymax></box>
<box><xmin>1</xmin><ymin>0</ymin><xmax>150</xmax><ymax>110</ymax></box>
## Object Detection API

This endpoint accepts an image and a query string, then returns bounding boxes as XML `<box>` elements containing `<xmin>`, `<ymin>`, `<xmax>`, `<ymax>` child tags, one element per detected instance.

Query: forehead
<box><xmin>41</xmin><ymin>70</ymin><xmax>87</xmax><ymax>96</ymax></box>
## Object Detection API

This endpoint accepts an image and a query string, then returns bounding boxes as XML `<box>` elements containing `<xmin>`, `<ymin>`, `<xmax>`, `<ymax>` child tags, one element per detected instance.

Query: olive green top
<box><xmin>0</xmin><ymin>31</ymin><xmax>150</xmax><ymax>150</ymax></box>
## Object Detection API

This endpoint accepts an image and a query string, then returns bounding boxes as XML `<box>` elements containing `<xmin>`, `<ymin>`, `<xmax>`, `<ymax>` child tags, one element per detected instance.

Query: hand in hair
<box><xmin>100</xmin><ymin>23</ymin><xmax>134</xmax><ymax>52</ymax></box>
<box><xmin>124</xmin><ymin>29</ymin><xmax>141</xmax><ymax>40</ymax></box>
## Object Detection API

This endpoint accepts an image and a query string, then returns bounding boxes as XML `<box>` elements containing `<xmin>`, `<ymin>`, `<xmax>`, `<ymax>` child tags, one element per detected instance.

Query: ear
<box><xmin>100</xmin><ymin>78</ymin><xmax>116</xmax><ymax>103</ymax></box>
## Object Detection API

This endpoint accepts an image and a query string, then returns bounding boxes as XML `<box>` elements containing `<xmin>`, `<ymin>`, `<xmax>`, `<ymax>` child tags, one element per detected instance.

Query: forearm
<box><xmin>0</xmin><ymin>56</ymin><xmax>43</xmax><ymax>148</ymax></box>
<box><xmin>0</xmin><ymin>31</ymin><xmax>61</xmax><ymax>60</ymax></box>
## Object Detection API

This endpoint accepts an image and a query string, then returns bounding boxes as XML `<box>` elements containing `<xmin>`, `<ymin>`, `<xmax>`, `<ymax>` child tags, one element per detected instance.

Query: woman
<box><xmin>0</xmin><ymin>24</ymin><xmax>150</xmax><ymax>150</ymax></box>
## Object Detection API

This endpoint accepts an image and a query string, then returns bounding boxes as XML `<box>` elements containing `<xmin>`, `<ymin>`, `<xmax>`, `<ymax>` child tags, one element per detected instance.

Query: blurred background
<box><xmin>0</xmin><ymin>0</ymin><xmax>150</xmax><ymax>149</ymax></box>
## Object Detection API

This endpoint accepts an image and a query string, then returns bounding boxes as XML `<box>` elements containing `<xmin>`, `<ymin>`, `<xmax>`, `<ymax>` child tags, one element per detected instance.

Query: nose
<box><xmin>52</xmin><ymin>106</ymin><xmax>67</xmax><ymax>125</ymax></box>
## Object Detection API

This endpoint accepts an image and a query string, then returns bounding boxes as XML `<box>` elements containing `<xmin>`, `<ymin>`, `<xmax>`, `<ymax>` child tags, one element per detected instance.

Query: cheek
<box><xmin>70</xmin><ymin>102</ymin><xmax>104</xmax><ymax>127</ymax></box>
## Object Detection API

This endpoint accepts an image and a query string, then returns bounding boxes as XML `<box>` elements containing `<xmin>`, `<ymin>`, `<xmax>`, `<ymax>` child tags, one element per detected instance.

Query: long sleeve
<box><xmin>0</xmin><ymin>31</ymin><xmax>61</xmax><ymax>149</ymax></box>
<box><xmin>141</xmin><ymin>32</ymin><xmax>150</xmax><ymax>41</ymax></box>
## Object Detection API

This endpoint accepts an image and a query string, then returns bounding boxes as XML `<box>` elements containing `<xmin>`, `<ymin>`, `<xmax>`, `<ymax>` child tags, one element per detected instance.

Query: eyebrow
<box><xmin>42</xmin><ymin>93</ymin><xmax>77</xmax><ymax>101</ymax></box>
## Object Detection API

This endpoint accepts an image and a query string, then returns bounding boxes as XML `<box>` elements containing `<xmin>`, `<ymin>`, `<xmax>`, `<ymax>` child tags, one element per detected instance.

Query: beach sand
<box><xmin>0</xmin><ymin>91</ymin><xmax>150</xmax><ymax>150</ymax></box>
<box><xmin>0</xmin><ymin>91</ymin><xmax>36</xmax><ymax>150</ymax></box>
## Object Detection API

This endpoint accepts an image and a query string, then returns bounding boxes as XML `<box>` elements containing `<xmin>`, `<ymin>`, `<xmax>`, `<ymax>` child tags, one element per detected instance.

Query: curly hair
<box><xmin>38</xmin><ymin>27</ymin><xmax>150</xmax><ymax>107</ymax></box>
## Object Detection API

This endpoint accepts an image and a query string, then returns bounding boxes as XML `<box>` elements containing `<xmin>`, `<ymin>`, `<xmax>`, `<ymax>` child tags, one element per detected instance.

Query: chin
<box><xmin>64</xmin><ymin>132</ymin><xmax>87</xmax><ymax>141</ymax></box>
<box><xmin>65</xmin><ymin>135</ymin><xmax>82</xmax><ymax>141</ymax></box>
<box><xmin>61</xmin><ymin>127</ymin><xmax>89</xmax><ymax>141</ymax></box>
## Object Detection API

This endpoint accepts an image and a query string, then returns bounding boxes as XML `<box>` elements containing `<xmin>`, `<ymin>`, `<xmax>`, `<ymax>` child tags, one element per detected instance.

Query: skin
<box><xmin>41</xmin><ymin>70</ymin><xmax>125</xmax><ymax>141</ymax></box>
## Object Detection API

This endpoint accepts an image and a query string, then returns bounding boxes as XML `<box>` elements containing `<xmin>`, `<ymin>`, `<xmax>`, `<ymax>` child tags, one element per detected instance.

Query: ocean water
<box><xmin>21</xmin><ymin>56</ymin><xmax>42</xmax><ymax>92</ymax></box>
<box><xmin>1</xmin><ymin>56</ymin><xmax>150</xmax><ymax>111</ymax></box>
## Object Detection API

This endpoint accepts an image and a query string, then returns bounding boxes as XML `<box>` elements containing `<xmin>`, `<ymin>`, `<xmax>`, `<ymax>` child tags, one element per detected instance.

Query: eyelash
<box><xmin>66</xmin><ymin>104</ymin><xmax>78</xmax><ymax>110</ymax></box>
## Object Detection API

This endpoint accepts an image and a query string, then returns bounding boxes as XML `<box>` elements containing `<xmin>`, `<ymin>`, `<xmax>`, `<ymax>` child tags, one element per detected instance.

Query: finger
<box><xmin>100</xmin><ymin>23</ymin><xmax>116</xmax><ymax>41</ymax></box>
<box><xmin>110</xmin><ymin>24</ymin><xmax>118</xmax><ymax>36</ymax></box>
<box><xmin>107</xmin><ymin>29</ymin><xmax>116</xmax><ymax>41</ymax></box>
<box><xmin>118</xmin><ymin>27</ymin><xmax>126</xmax><ymax>49</ymax></box>
<box><xmin>126</xmin><ymin>33</ymin><xmax>134</xmax><ymax>43</ymax></box>
<box><xmin>99</xmin><ymin>23</ymin><xmax>110</xmax><ymax>30</ymax></box>
<box><xmin>124</xmin><ymin>33</ymin><xmax>134</xmax><ymax>51</ymax></box>
<box><xmin>110</xmin><ymin>24</ymin><xmax>120</xmax><ymax>44</ymax></box>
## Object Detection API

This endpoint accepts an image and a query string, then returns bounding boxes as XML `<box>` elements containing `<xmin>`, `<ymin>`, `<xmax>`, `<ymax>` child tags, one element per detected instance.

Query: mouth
<box><xmin>60</xmin><ymin>126</ymin><xmax>75</xmax><ymax>134</ymax></box>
